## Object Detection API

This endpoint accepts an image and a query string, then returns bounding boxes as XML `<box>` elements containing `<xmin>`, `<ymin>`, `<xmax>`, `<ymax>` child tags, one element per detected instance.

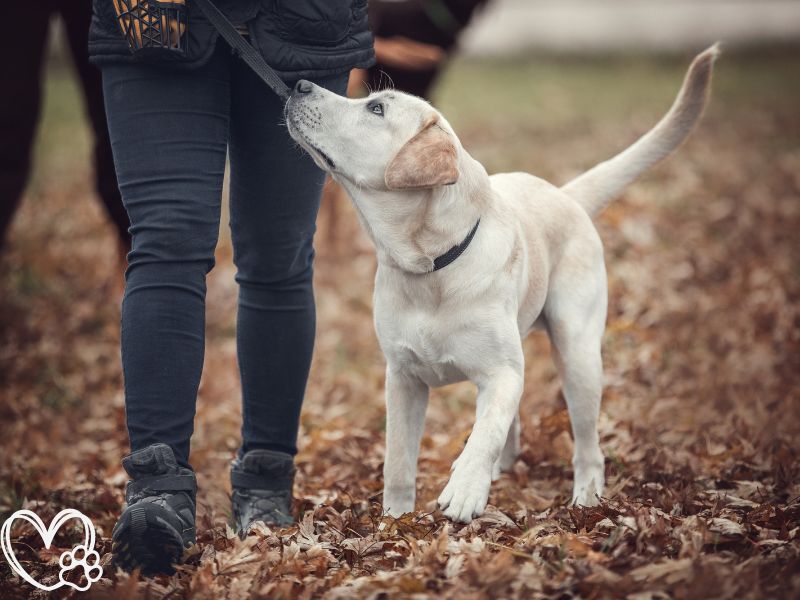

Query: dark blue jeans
<box><xmin>102</xmin><ymin>42</ymin><xmax>347</xmax><ymax>468</ymax></box>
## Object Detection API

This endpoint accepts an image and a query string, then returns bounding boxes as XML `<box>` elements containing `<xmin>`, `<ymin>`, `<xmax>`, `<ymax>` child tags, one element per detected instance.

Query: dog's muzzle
<box><xmin>285</xmin><ymin>87</ymin><xmax>335</xmax><ymax>170</ymax></box>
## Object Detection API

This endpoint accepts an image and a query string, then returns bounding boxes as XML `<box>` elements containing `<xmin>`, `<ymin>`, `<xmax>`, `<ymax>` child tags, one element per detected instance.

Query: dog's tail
<box><xmin>561</xmin><ymin>43</ymin><xmax>719</xmax><ymax>217</ymax></box>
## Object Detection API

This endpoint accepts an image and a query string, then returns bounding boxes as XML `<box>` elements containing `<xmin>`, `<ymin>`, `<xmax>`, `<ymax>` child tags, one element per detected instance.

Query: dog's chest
<box><xmin>378</xmin><ymin>308</ymin><xmax>469</xmax><ymax>386</ymax></box>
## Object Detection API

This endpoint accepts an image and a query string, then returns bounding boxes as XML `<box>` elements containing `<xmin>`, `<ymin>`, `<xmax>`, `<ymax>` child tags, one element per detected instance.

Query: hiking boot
<box><xmin>112</xmin><ymin>443</ymin><xmax>197</xmax><ymax>575</ymax></box>
<box><xmin>231</xmin><ymin>449</ymin><xmax>295</xmax><ymax>536</ymax></box>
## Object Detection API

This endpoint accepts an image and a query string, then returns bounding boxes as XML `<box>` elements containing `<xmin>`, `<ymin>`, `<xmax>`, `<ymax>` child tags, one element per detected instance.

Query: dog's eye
<box><xmin>369</xmin><ymin>102</ymin><xmax>384</xmax><ymax>117</ymax></box>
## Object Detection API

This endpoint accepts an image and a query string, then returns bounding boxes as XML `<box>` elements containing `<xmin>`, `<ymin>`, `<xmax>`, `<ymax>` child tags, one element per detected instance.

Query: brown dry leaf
<box><xmin>628</xmin><ymin>558</ymin><xmax>694</xmax><ymax>585</ymax></box>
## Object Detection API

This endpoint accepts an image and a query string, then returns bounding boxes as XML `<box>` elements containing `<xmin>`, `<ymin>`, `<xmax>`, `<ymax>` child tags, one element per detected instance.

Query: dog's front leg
<box><xmin>383</xmin><ymin>367</ymin><xmax>429</xmax><ymax>517</ymax></box>
<box><xmin>438</xmin><ymin>364</ymin><xmax>523</xmax><ymax>523</ymax></box>
<box><xmin>475</xmin><ymin>392</ymin><xmax>520</xmax><ymax>480</ymax></box>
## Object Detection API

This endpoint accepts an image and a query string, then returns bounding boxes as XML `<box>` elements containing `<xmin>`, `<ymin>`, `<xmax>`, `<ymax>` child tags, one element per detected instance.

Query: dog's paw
<box><xmin>449</xmin><ymin>454</ymin><xmax>461</xmax><ymax>472</ymax></box>
<box><xmin>383</xmin><ymin>486</ymin><xmax>415</xmax><ymax>517</ymax></box>
<box><xmin>58</xmin><ymin>544</ymin><xmax>103</xmax><ymax>591</ymax></box>
<box><xmin>437</xmin><ymin>463</ymin><xmax>491</xmax><ymax>523</ymax></box>
<box><xmin>571</xmin><ymin>485</ymin><xmax>601</xmax><ymax>507</ymax></box>
<box><xmin>571</xmin><ymin>464</ymin><xmax>605</xmax><ymax>507</ymax></box>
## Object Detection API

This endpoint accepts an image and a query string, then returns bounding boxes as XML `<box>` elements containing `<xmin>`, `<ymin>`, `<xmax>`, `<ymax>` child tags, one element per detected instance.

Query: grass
<box><xmin>28</xmin><ymin>56</ymin><xmax>92</xmax><ymax>194</ymax></box>
<box><xmin>437</xmin><ymin>49</ymin><xmax>800</xmax><ymax>126</ymax></box>
<box><xmin>29</xmin><ymin>48</ymin><xmax>800</xmax><ymax>195</ymax></box>
<box><xmin>434</xmin><ymin>49</ymin><xmax>800</xmax><ymax>175</ymax></box>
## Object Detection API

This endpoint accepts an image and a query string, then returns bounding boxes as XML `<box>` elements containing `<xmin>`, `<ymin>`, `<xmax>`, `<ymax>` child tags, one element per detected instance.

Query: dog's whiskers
<box><xmin>377</xmin><ymin>70</ymin><xmax>395</xmax><ymax>92</ymax></box>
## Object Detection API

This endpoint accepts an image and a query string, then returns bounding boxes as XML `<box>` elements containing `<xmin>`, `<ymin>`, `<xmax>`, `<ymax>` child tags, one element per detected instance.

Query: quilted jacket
<box><xmin>89</xmin><ymin>0</ymin><xmax>375</xmax><ymax>81</ymax></box>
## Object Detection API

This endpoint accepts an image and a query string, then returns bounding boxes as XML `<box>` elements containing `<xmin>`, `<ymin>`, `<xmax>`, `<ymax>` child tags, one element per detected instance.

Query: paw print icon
<box><xmin>58</xmin><ymin>544</ymin><xmax>103</xmax><ymax>591</ymax></box>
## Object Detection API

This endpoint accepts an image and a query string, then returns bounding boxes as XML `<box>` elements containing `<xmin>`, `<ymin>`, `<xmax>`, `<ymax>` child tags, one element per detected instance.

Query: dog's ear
<box><xmin>385</xmin><ymin>122</ymin><xmax>459</xmax><ymax>190</ymax></box>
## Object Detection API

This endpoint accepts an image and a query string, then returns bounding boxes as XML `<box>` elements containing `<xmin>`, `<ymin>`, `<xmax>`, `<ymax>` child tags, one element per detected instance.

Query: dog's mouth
<box><xmin>306</xmin><ymin>141</ymin><xmax>335</xmax><ymax>170</ymax></box>
<box><xmin>285</xmin><ymin>104</ymin><xmax>336</xmax><ymax>170</ymax></box>
<box><xmin>291</xmin><ymin>124</ymin><xmax>336</xmax><ymax>170</ymax></box>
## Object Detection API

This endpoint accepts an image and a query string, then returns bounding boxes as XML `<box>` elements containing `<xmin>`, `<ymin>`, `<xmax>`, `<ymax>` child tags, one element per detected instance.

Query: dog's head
<box><xmin>285</xmin><ymin>80</ymin><xmax>460</xmax><ymax>191</ymax></box>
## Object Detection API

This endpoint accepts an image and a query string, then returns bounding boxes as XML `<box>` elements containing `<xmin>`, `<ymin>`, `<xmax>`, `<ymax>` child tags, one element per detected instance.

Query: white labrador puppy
<box><xmin>285</xmin><ymin>46</ymin><xmax>718</xmax><ymax>523</ymax></box>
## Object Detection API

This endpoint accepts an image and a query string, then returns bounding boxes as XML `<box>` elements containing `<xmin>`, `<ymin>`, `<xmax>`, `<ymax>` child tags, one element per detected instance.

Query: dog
<box><xmin>286</xmin><ymin>45</ymin><xmax>718</xmax><ymax>523</ymax></box>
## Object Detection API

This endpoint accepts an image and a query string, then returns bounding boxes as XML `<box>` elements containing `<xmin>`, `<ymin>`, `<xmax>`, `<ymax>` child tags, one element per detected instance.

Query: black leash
<box><xmin>431</xmin><ymin>219</ymin><xmax>480</xmax><ymax>272</ymax></box>
<box><xmin>193</xmin><ymin>0</ymin><xmax>291</xmax><ymax>100</ymax></box>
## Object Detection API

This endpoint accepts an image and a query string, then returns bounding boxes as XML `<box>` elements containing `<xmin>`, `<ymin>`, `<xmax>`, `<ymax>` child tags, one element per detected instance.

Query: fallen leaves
<box><xmin>2</xmin><ymin>53</ymin><xmax>800</xmax><ymax>598</ymax></box>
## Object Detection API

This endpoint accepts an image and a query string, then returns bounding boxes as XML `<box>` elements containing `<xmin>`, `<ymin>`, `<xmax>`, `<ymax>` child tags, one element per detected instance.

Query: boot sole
<box><xmin>113</xmin><ymin>504</ymin><xmax>187</xmax><ymax>575</ymax></box>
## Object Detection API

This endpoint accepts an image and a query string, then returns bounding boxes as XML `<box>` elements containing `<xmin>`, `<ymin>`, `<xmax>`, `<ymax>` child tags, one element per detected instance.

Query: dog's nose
<box><xmin>294</xmin><ymin>79</ymin><xmax>313</xmax><ymax>94</ymax></box>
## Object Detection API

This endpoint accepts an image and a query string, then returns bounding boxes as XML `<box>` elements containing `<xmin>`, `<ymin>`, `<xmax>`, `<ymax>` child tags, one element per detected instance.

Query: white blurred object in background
<box><xmin>461</xmin><ymin>0</ymin><xmax>800</xmax><ymax>55</ymax></box>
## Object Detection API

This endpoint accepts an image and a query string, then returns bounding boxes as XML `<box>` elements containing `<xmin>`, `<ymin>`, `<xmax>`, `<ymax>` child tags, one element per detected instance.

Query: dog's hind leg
<box><xmin>497</xmin><ymin>414</ymin><xmax>520</xmax><ymax>478</ymax></box>
<box><xmin>544</xmin><ymin>261</ymin><xmax>607</xmax><ymax>506</ymax></box>
<box><xmin>383</xmin><ymin>367</ymin><xmax>429</xmax><ymax>517</ymax></box>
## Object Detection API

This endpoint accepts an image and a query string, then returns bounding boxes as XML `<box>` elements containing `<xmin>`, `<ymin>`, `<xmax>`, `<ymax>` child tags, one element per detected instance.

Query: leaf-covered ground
<box><xmin>1</xmin><ymin>49</ymin><xmax>799</xmax><ymax>599</ymax></box>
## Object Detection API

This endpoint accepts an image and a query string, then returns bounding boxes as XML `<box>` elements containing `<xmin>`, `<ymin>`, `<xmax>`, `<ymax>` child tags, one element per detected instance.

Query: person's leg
<box><xmin>226</xmin><ymin>65</ymin><xmax>347</xmax><ymax>533</ymax></box>
<box><xmin>228</xmin><ymin>64</ymin><xmax>348</xmax><ymax>459</ymax></box>
<box><xmin>102</xmin><ymin>45</ymin><xmax>230</xmax><ymax>468</ymax></box>
<box><xmin>0</xmin><ymin>2</ymin><xmax>53</xmax><ymax>250</ymax></box>
<box><xmin>60</xmin><ymin>0</ymin><xmax>131</xmax><ymax>253</ymax></box>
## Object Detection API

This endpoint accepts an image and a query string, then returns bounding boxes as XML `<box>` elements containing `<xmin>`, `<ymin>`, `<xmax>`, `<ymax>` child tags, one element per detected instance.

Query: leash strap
<box><xmin>431</xmin><ymin>218</ymin><xmax>480</xmax><ymax>272</ymax></box>
<box><xmin>193</xmin><ymin>0</ymin><xmax>291</xmax><ymax>100</ymax></box>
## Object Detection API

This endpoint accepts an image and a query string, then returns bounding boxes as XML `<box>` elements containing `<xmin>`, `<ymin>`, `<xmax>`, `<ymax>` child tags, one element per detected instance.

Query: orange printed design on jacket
<box><xmin>112</xmin><ymin>0</ymin><xmax>187</xmax><ymax>53</ymax></box>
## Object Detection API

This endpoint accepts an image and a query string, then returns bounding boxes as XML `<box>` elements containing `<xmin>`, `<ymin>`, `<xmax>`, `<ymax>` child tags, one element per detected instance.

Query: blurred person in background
<box><xmin>0</xmin><ymin>2</ymin><xmax>130</xmax><ymax>256</ymax></box>
<box><xmin>361</xmin><ymin>0</ymin><xmax>489</xmax><ymax>97</ymax></box>
<box><xmin>90</xmin><ymin>0</ymin><xmax>373</xmax><ymax>575</ymax></box>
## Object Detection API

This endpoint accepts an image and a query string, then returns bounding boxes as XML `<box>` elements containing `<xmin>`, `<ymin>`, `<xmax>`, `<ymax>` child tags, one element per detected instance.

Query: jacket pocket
<box><xmin>275</xmin><ymin>0</ymin><xmax>352</xmax><ymax>45</ymax></box>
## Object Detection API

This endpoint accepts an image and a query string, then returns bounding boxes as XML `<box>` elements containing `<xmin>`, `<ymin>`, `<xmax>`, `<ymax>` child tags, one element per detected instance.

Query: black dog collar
<box><xmin>431</xmin><ymin>218</ymin><xmax>481</xmax><ymax>272</ymax></box>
